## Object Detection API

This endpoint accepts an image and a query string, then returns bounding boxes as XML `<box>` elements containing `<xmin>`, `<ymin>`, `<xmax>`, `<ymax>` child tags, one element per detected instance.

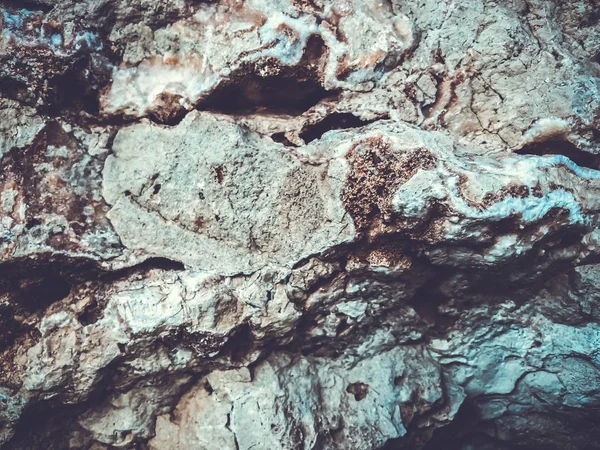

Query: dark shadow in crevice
<box><xmin>271</xmin><ymin>132</ymin><xmax>298</xmax><ymax>147</ymax></box>
<box><xmin>420</xmin><ymin>433</ymin><xmax>517</xmax><ymax>450</ymax></box>
<box><xmin>219</xmin><ymin>322</ymin><xmax>255</xmax><ymax>362</ymax></box>
<box><xmin>200</xmin><ymin>72</ymin><xmax>335</xmax><ymax>115</ymax></box>
<box><xmin>3</xmin><ymin>400</ymin><xmax>93</xmax><ymax>450</ymax></box>
<box><xmin>0</xmin><ymin>0</ymin><xmax>53</xmax><ymax>12</ymax></box>
<box><xmin>39</xmin><ymin>53</ymin><xmax>114</xmax><ymax>118</ymax></box>
<box><xmin>515</xmin><ymin>139</ymin><xmax>600</xmax><ymax>170</ymax></box>
<box><xmin>0</xmin><ymin>78</ymin><xmax>33</xmax><ymax>104</ymax></box>
<box><xmin>580</xmin><ymin>9</ymin><xmax>600</xmax><ymax>28</ymax></box>
<box><xmin>0</xmin><ymin>260</ymin><xmax>74</xmax><ymax>351</ymax></box>
<box><xmin>2</xmin><ymin>351</ymin><xmax>135</xmax><ymax>450</ymax></box>
<box><xmin>0</xmin><ymin>255</ymin><xmax>184</xmax><ymax>329</ymax></box>
<box><xmin>300</xmin><ymin>113</ymin><xmax>379</xmax><ymax>143</ymax></box>
<box><xmin>0</xmin><ymin>303</ymin><xmax>30</xmax><ymax>353</ymax></box>
<box><xmin>413</xmin><ymin>399</ymin><xmax>486</xmax><ymax>450</ymax></box>
<box><xmin>117</xmin><ymin>256</ymin><xmax>186</xmax><ymax>274</ymax></box>
<box><xmin>13</xmin><ymin>274</ymin><xmax>72</xmax><ymax>313</ymax></box>
<box><xmin>199</xmin><ymin>35</ymin><xmax>338</xmax><ymax>116</ymax></box>
<box><xmin>0</xmin><ymin>260</ymin><xmax>77</xmax><ymax>314</ymax></box>
<box><xmin>407</xmin><ymin>280</ymin><xmax>456</xmax><ymax>332</ymax></box>
<box><xmin>0</xmin><ymin>0</ymin><xmax>120</xmax><ymax>121</ymax></box>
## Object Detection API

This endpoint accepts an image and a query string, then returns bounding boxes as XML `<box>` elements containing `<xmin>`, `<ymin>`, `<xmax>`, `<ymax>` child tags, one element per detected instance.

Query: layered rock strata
<box><xmin>1</xmin><ymin>0</ymin><xmax>600</xmax><ymax>449</ymax></box>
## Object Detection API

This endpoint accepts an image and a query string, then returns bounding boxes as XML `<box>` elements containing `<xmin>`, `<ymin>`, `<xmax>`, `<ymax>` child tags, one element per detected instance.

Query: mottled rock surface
<box><xmin>1</xmin><ymin>0</ymin><xmax>600</xmax><ymax>449</ymax></box>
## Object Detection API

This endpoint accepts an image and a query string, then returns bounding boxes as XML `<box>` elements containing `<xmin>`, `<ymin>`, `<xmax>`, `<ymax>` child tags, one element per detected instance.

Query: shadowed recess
<box><xmin>516</xmin><ymin>139</ymin><xmax>600</xmax><ymax>171</ymax></box>
<box><xmin>0</xmin><ymin>0</ymin><xmax>53</xmax><ymax>12</ymax></box>
<box><xmin>199</xmin><ymin>35</ymin><xmax>339</xmax><ymax>115</ymax></box>
<box><xmin>300</xmin><ymin>113</ymin><xmax>378</xmax><ymax>143</ymax></box>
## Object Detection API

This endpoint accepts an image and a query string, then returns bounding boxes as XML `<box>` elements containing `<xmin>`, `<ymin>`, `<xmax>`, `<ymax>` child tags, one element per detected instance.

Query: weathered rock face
<box><xmin>1</xmin><ymin>0</ymin><xmax>600</xmax><ymax>448</ymax></box>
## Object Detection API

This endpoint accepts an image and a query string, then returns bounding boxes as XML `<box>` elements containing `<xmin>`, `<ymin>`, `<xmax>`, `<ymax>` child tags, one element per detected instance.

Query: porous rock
<box><xmin>1</xmin><ymin>0</ymin><xmax>600</xmax><ymax>449</ymax></box>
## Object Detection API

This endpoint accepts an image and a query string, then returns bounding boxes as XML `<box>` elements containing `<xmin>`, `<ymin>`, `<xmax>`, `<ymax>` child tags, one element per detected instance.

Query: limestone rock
<box><xmin>1</xmin><ymin>0</ymin><xmax>600</xmax><ymax>449</ymax></box>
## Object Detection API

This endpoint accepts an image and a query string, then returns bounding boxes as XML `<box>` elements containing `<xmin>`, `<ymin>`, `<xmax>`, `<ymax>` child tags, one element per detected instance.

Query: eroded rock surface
<box><xmin>1</xmin><ymin>0</ymin><xmax>600</xmax><ymax>449</ymax></box>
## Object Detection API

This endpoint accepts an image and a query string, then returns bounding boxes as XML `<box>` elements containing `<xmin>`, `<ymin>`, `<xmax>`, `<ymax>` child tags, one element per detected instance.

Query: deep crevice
<box><xmin>39</xmin><ymin>52</ymin><xmax>115</xmax><ymax>118</ymax></box>
<box><xmin>0</xmin><ymin>259</ymin><xmax>79</xmax><ymax>313</ymax></box>
<box><xmin>220</xmin><ymin>323</ymin><xmax>255</xmax><ymax>362</ymax></box>
<box><xmin>14</xmin><ymin>275</ymin><xmax>72</xmax><ymax>313</ymax></box>
<box><xmin>0</xmin><ymin>303</ymin><xmax>30</xmax><ymax>353</ymax></box>
<box><xmin>579</xmin><ymin>8</ymin><xmax>600</xmax><ymax>28</ymax></box>
<box><xmin>199</xmin><ymin>72</ymin><xmax>336</xmax><ymax>116</ymax></box>
<box><xmin>515</xmin><ymin>139</ymin><xmax>600</xmax><ymax>170</ymax></box>
<box><xmin>93</xmin><ymin>257</ymin><xmax>186</xmax><ymax>288</ymax></box>
<box><xmin>198</xmin><ymin>35</ymin><xmax>338</xmax><ymax>116</ymax></box>
<box><xmin>407</xmin><ymin>281</ymin><xmax>456</xmax><ymax>332</ymax></box>
<box><xmin>0</xmin><ymin>255</ymin><xmax>185</xmax><ymax>332</ymax></box>
<box><xmin>417</xmin><ymin>399</ymin><xmax>484</xmax><ymax>450</ymax></box>
<box><xmin>299</xmin><ymin>113</ymin><xmax>379</xmax><ymax>143</ymax></box>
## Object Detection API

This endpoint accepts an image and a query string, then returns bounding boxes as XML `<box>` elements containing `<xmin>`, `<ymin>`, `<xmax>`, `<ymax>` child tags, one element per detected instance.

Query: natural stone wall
<box><xmin>1</xmin><ymin>0</ymin><xmax>600</xmax><ymax>449</ymax></box>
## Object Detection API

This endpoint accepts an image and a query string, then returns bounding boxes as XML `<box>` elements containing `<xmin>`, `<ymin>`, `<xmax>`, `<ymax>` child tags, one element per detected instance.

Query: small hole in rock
<box><xmin>135</xmin><ymin>257</ymin><xmax>185</xmax><ymax>272</ymax></box>
<box><xmin>153</xmin><ymin>184</ymin><xmax>162</xmax><ymax>195</ymax></box>
<box><xmin>78</xmin><ymin>299</ymin><xmax>102</xmax><ymax>326</ymax></box>
<box><xmin>346</xmin><ymin>382</ymin><xmax>369</xmax><ymax>401</ymax></box>
<box><xmin>25</xmin><ymin>218</ymin><xmax>42</xmax><ymax>229</ymax></box>
<box><xmin>336</xmin><ymin>318</ymin><xmax>351</xmax><ymax>335</ymax></box>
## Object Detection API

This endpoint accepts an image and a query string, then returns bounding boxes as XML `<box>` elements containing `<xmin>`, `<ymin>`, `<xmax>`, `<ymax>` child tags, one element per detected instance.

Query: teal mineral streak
<box><xmin>484</xmin><ymin>153</ymin><xmax>600</xmax><ymax>225</ymax></box>
<box><xmin>2</xmin><ymin>10</ymin><xmax>23</xmax><ymax>28</ymax></box>
<box><xmin>74</xmin><ymin>31</ymin><xmax>103</xmax><ymax>51</ymax></box>
<box><xmin>547</xmin><ymin>154</ymin><xmax>600</xmax><ymax>180</ymax></box>
<box><xmin>484</xmin><ymin>189</ymin><xmax>586</xmax><ymax>224</ymax></box>
<box><xmin>444</xmin><ymin>167</ymin><xmax>588</xmax><ymax>225</ymax></box>
<box><xmin>50</xmin><ymin>33</ymin><xmax>63</xmax><ymax>48</ymax></box>
<box><xmin>1</xmin><ymin>8</ymin><xmax>39</xmax><ymax>28</ymax></box>
<box><xmin>1</xmin><ymin>7</ymin><xmax>102</xmax><ymax>53</ymax></box>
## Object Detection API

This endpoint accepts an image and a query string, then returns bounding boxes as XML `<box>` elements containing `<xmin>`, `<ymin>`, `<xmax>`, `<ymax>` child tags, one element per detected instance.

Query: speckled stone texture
<box><xmin>1</xmin><ymin>0</ymin><xmax>600</xmax><ymax>449</ymax></box>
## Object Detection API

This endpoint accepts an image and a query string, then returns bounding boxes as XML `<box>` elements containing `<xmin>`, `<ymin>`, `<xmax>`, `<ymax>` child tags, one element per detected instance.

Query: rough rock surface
<box><xmin>1</xmin><ymin>0</ymin><xmax>600</xmax><ymax>449</ymax></box>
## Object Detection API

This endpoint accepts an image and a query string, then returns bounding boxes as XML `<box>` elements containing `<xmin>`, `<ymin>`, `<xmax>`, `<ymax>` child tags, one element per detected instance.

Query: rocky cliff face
<box><xmin>1</xmin><ymin>0</ymin><xmax>600</xmax><ymax>449</ymax></box>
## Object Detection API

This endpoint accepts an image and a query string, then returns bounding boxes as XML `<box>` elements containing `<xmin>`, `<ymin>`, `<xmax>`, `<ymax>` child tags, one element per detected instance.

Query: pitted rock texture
<box><xmin>1</xmin><ymin>0</ymin><xmax>600</xmax><ymax>449</ymax></box>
